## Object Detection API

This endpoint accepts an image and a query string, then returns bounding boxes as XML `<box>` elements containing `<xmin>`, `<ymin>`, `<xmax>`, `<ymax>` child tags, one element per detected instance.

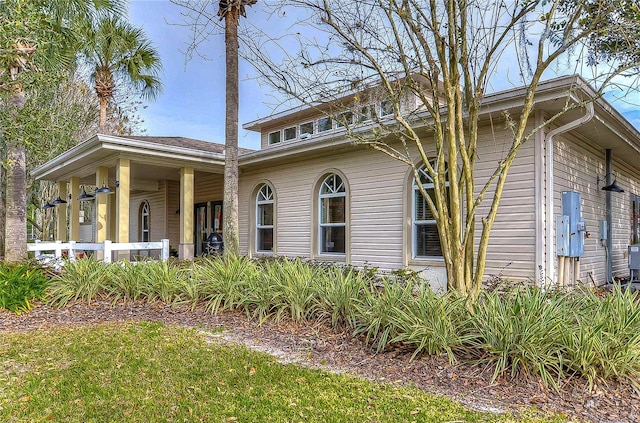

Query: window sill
<box><xmin>408</xmin><ymin>257</ymin><xmax>445</xmax><ymax>267</ymax></box>
<box><xmin>313</xmin><ymin>253</ymin><xmax>346</xmax><ymax>263</ymax></box>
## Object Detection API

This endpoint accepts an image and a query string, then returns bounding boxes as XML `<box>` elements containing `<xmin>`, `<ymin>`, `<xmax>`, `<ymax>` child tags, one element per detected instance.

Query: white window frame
<box><xmin>317</xmin><ymin>117</ymin><xmax>333</xmax><ymax>132</ymax></box>
<box><xmin>412</xmin><ymin>163</ymin><xmax>448</xmax><ymax>259</ymax></box>
<box><xmin>284</xmin><ymin>126</ymin><xmax>297</xmax><ymax>141</ymax></box>
<box><xmin>380</xmin><ymin>100</ymin><xmax>394</xmax><ymax>117</ymax></box>
<box><xmin>268</xmin><ymin>130</ymin><xmax>281</xmax><ymax>145</ymax></box>
<box><xmin>139</xmin><ymin>201</ymin><xmax>150</xmax><ymax>242</ymax></box>
<box><xmin>256</xmin><ymin>184</ymin><xmax>274</xmax><ymax>253</ymax></box>
<box><xmin>318</xmin><ymin>174</ymin><xmax>346</xmax><ymax>255</ymax></box>
<box><xmin>299</xmin><ymin>121</ymin><xmax>314</xmax><ymax>139</ymax></box>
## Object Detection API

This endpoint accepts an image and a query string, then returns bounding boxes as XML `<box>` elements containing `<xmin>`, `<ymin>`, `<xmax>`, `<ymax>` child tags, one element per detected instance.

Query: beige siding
<box><xmin>472</xmin><ymin>124</ymin><xmax>537</xmax><ymax>280</ymax></box>
<box><xmin>194</xmin><ymin>173</ymin><xmax>224</xmax><ymax>203</ymax></box>
<box><xmin>129</xmin><ymin>182</ymin><xmax>167</xmax><ymax>259</ymax></box>
<box><xmin>553</xmin><ymin>135</ymin><xmax>607</xmax><ymax>284</ymax></box>
<box><xmin>241</xmin><ymin>124</ymin><xmax>539</xmax><ymax>280</ymax></box>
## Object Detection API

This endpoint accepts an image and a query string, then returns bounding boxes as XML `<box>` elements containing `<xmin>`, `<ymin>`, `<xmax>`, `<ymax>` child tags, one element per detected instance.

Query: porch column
<box><xmin>69</xmin><ymin>177</ymin><xmax>81</xmax><ymax>241</ymax></box>
<box><xmin>116</xmin><ymin>159</ymin><xmax>130</xmax><ymax>260</ymax></box>
<box><xmin>96</xmin><ymin>167</ymin><xmax>109</xmax><ymax>260</ymax></box>
<box><xmin>179</xmin><ymin>167</ymin><xmax>194</xmax><ymax>260</ymax></box>
<box><xmin>56</xmin><ymin>181</ymin><xmax>68</xmax><ymax>240</ymax></box>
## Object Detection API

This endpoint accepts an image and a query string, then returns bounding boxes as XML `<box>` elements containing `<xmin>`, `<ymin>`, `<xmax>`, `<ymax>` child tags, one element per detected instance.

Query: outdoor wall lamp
<box><xmin>597</xmin><ymin>173</ymin><xmax>625</xmax><ymax>193</ymax></box>
<box><xmin>95</xmin><ymin>178</ymin><xmax>114</xmax><ymax>195</ymax></box>
<box><xmin>42</xmin><ymin>201</ymin><xmax>55</xmax><ymax>210</ymax></box>
<box><xmin>51</xmin><ymin>195</ymin><xmax>68</xmax><ymax>205</ymax></box>
<box><xmin>77</xmin><ymin>186</ymin><xmax>95</xmax><ymax>201</ymax></box>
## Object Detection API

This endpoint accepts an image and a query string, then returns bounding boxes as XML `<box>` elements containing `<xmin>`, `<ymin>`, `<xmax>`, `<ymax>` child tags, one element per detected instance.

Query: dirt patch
<box><xmin>1</xmin><ymin>300</ymin><xmax>638</xmax><ymax>422</ymax></box>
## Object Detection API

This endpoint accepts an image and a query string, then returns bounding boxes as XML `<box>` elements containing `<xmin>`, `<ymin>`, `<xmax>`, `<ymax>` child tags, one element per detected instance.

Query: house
<box><xmin>32</xmin><ymin>75</ymin><xmax>640</xmax><ymax>291</ymax></box>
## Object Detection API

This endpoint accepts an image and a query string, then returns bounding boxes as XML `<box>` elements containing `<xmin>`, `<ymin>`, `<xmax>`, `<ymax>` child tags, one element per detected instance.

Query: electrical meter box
<box><xmin>629</xmin><ymin>245</ymin><xmax>640</xmax><ymax>282</ymax></box>
<box><xmin>561</xmin><ymin>191</ymin><xmax>585</xmax><ymax>257</ymax></box>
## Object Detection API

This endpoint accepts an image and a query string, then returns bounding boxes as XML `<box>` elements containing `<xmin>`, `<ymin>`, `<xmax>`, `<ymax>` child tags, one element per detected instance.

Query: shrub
<box><xmin>47</xmin><ymin>258</ymin><xmax>109</xmax><ymax>306</ymax></box>
<box><xmin>0</xmin><ymin>262</ymin><xmax>49</xmax><ymax>313</ymax></box>
<box><xmin>562</xmin><ymin>286</ymin><xmax>640</xmax><ymax>387</ymax></box>
<box><xmin>353</xmin><ymin>277</ymin><xmax>417</xmax><ymax>352</ymax></box>
<box><xmin>313</xmin><ymin>265</ymin><xmax>368</xmax><ymax>329</ymax></box>
<box><xmin>390</xmin><ymin>287</ymin><xmax>469</xmax><ymax>362</ymax></box>
<box><xmin>464</xmin><ymin>286</ymin><xmax>568</xmax><ymax>388</ymax></box>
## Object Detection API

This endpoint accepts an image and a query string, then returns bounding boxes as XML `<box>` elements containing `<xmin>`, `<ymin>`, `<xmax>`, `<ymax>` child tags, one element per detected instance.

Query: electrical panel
<box><xmin>556</xmin><ymin>215</ymin><xmax>570</xmax><ymax>256</ymax></box>
<box><xmin>561</xmin><ymin>191</ymin><xmax>585</xmax><ymax>258</ymax></box>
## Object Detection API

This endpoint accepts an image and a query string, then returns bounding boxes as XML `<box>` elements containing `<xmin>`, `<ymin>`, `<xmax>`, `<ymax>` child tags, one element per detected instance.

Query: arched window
<box><xmin>319</xmin><ymin>173</ymin><xmax>346</xmax><ymax>254</ymax></box>
<box><xmin>139</xmin><ymin>201</ymin><xmax>150</xmax><ymax>242</ymax></box>
<box><xmin>256</xmin><ymin>184</ymin><xmax>274</xmax><ymax>252</ymax></box>
<box><xmin>412</xmin><ymin>162</ymin><xmax>448</xmax><ymax>258</ymax></box>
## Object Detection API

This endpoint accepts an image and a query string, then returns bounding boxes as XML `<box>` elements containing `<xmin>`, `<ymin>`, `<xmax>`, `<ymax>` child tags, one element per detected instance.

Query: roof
<box><xmin>125</xmin><ymin>136</ymin><xmax>254</xmax><ymax>155</ymax></box>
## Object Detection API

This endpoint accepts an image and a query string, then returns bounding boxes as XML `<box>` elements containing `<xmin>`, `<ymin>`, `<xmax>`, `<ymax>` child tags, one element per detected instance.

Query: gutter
<box><xmin>543</xmin><ymin>101</ymin><xmax>595</xmax><ymax>286</ymax></box>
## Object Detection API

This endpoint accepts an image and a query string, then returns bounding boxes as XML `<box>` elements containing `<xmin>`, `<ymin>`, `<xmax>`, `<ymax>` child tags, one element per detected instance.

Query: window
<box><xmin>380</xmin><ymin>100</ymin><xmax>394</xmax><ymax>117</ymax></box>
<box><xmin>256</xmin><ymin>184</ymin><xmax>274</xmax><ymax>252</ymax></box>
<box><xmin>412</xmin><ymin>163</ymin><xmax>448</xmax><ymax>258</ymax></box>
<box><xmin>335</xmin><ymin>112</ymin><xmax>353</xmax><ymax>128</ymax></box>
<box><xmin>284</xmin><ymin>126</ymin><xmax>296</xmax><ymax>141</ymax></box>
<box><xmin>299</xmin><ymin>121</ymin><xmax>314</xmax><ymax>138</ymax></box>
<box><xmin>268</xmin><ymin>131</ymin><xmax>281</xmax><ymax>145</ymax></box>
<box><xmin>139</xmin><ymin>201</ymin><xmax>150</xmax><ymax>242</ymax></box>
<box><xmin>317</xmin><ymin>117</ymin><xmax>333</xmax><ymax>132</ymax></box>
<box><xmin>356</xmin><ymin>106</ymin><xmax>373</xmax><ymax>123</ymax></box>
<box><xmin>319</xmin><ymin>174</ymin><xmax>346</xmax><ymax>254</ymax></box>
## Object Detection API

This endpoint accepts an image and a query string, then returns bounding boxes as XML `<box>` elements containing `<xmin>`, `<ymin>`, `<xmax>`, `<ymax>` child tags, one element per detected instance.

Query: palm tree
<box><xmin>0</xmin><ymin>0</ymin><xmax>122</xmax><ymax>262</ymax></box>
<box><xmin>218</xmin><ymin>0</ymin><xmax>257</xmax><ymax>256</ymax></box>
<box><xmin>78</xmin><ymin>15</ymin><xmax>162</xmax><ymax>131</ymax></box>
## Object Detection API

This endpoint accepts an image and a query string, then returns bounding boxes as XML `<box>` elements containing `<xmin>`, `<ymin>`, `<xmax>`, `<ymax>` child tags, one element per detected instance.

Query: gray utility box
<box><xmin>629</xmin><ymin>245</ymin><xmax>640</xmax><ymax>282</ymax></box>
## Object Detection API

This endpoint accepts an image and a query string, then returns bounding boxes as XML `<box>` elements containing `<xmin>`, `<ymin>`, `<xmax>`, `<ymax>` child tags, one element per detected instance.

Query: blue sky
<box><xmin>128</xmin><ymin>0</ymin><xmax>269</xmax><ymax>150</ymax></box>
<box><xmin>127</xmin><ymin>1</ymin><xmax>640</xmax><ymax>151</ymax></box>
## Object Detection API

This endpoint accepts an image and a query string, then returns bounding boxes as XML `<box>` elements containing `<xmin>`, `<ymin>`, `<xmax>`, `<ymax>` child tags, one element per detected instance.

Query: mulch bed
<box><xmin>1</xmin><ymin>300</ymin><xmax>638</xmax><ymax>422</ymax></box>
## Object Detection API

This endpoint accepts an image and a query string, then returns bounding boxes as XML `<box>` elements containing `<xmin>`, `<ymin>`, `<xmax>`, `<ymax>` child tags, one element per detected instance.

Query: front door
<box><xmin>194</xmin><ymin>201</ymin><xmax>223</xmax><ymax>255</ymax></box>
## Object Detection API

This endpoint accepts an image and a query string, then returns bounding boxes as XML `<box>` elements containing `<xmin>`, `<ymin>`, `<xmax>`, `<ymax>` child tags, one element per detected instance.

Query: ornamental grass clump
<box><xmin>141</xmin><ymin>260</ymin><xmax>190</xmax><ymax>304</ymax></box>
<box><xmin>353</xmin><ymin>277</ymin><xmax>417</xmax><ymax>352</ymax></box>
<box><xmin>464</xmin><ymin>286</ymin><xmax>568</xmax><ymax>388</ymax></box>
<box><xmin>103</xmin><ymin>260</ymin><xmax>152</xmax><ymax>303</ymax></box>
<box><xmin>0</xmin><ymin>262</ymin><xmax>49</xmax><ymax>313</ymax></box>
<box><xmin>562</xmin><ymin>286</ymin><xmax>640</xmax><ymax>387</ymax></box>
<box><xmin>313</xmin><ymin>264</ymin><xmax>369</xmax><ymax>329</ymax></box>
<box><xmin>194</xmin><ymin>254</ymin><xmax>258</xmax><ymax>314</ymax></box>
<box><xmin>251</xmin><ymin>257</ymin><xmax>319</xmax><ymax>323</ymax></box>
<box><xmin>390</xmin><ymin>287</ymin><xmax>469</xmax><ymax>362</ymax></box>
<box><xmin>47</xmin><ymin>258</ymin><xmax>110</xmax><ymax>306</ymax></box>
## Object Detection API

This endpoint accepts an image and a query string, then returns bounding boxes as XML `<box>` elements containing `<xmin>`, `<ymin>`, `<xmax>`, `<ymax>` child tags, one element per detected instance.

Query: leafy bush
<box><xmin>313</xmin><ymin>265</ymin><xmax>368</xmax><ymax>328</ymax></box>
<box><xmin>390</xmin><ymin>287</ymin><xmax>469</xmax><ymax>362</ymax></box>
<box><xmin>0</xmin><ymin>262</ymin><xmax>49</xmax><ymax>313</ymax></box>
<box><xmin>464</xmin><ymin>287</ymin><xmax>568</xmax><ymax>387</ymax></box>
<box><xmin>562</xmin><ymin>286</ymin><xmax>640</xmax><ymax>387</ymax></box>
<box><xmin>47</xmin><ymin>258</ymin><xmax>110</xmax><ymax>306</ymax></box>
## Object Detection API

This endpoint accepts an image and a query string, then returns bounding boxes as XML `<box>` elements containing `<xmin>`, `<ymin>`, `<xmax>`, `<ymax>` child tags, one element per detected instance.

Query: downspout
<box><xmin>544</xmin><ymin>102</ymin><xmax>595</xmax><ymax>286</ymax></box>
<box><xmin>605</xmin><ymin>149</ymin><xmax>613</xmax><ymax>283</ymax></box>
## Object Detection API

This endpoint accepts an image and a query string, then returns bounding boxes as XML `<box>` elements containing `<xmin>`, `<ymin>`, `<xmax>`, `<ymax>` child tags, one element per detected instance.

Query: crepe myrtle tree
<box><xmin>243</xmin><ymin>0</ymin><xmax>640</xmax><ymax>297</ymax></box>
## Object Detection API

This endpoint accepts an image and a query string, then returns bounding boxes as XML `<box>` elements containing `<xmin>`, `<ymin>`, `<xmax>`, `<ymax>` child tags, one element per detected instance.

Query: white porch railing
<box><xmin>27</xmin><ymin>239</ymin><xmax>170</xmax><ymax>263</ymax></box>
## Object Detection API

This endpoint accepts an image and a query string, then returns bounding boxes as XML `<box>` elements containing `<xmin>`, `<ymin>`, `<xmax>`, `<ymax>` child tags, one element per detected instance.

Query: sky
<box><xmin>128</xmin><ymin>0</ymin><xmax>271</xmax><ymax>150</ymax></box>
<box><xmin>126</xmin><ymin>1</ymin><xmax>640</xmax><ymax>151</ymax></box>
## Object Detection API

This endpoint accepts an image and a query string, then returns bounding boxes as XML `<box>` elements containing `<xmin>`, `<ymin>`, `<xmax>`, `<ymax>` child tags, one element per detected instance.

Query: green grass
<box><xmin>0</xmin><ymin>262</ymin><xmax>49</xmax><ymax>313</ymax></box>
<box><xmin>0</xmin><ymin>322</ymin><xmax>559</xmax><ymax>422</ymax></box>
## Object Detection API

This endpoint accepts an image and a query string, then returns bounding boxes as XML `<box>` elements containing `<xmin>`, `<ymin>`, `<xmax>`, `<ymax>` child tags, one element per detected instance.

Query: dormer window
<box><xmin>356</xmin><ymin>106</ymin><xmax>373</xmax><ymax>123</ymax></box>
<box><xmin>268</xmin><ymin>131</ymin><xmax>281</xmax><ymax>145</ymax></box>
<box><xmin>380</xmin><ymin>100</ymin><xmax>393</xmax><ymax>117</ymax></box>
<box><xmin>318</xmin><ymin>117</ymin><xmax>333</xmax><ymax>132</ymax></box>
<box><xmin>299</xmin><ymin>121</ymin><xmax>314</xmax><ymax>139</ymax></box>
<box><xmin>284</xmin><ymin>126</ymin><xmax>297</xmax><ymax>141</ymax></box>
<box><xmin>336</xmin><ymin>112</ymin><xmax>353</xmax><ymax>128</ymax></box>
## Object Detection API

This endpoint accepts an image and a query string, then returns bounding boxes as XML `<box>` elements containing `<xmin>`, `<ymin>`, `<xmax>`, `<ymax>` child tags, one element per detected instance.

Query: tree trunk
<box><xmin>99</xmin><ymin>95</ymin><xmax>108</xmax><ymax>132</ymax></box>
<box><xmin>4</xmin><ymin>141</ymin><xmax>27</xmax><ymax>262</ymax></box>
<box><xmin>222</xmin><ymin>8</ymin><xmax>240</xmax><ymax>256</ymax></box>
<box><xmin>4</xmin><ymin>86</ymin><xmax>27</xmax><ymax>262</ymax></box>
<box><xmin>0</xmin><ymin>161</ymin><xmax>5</xmax><ymax>260</ymax></box>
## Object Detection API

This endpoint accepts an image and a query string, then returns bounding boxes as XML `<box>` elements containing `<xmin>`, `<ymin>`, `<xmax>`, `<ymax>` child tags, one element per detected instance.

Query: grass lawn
<box><xmin>0</xmin><ymin>322</ymin><xmax>562</xmax><ymax>422</ymax></box>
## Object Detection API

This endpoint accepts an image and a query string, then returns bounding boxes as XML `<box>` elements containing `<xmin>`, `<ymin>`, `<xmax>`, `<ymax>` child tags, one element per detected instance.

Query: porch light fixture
<box><xmin>51</xmin><ymin>195</ymin><xmax>68</xmax><ymax>205</ymax></box>
<box><xmin>598</xmin><ymin>173</ymin><xmax>625</xmax><ymax>193</ymax></box>
<box><xmin>95</xmin><ymin>178</ymin><xmax>114</xmax><ymax>195</ymax></box>
<box><xmin>77</xmin><ymin>186</ymin><xmax>95</xmax><ymax>201</ymax></box>
<box><xmin>42</xmin><ymin>201</ymin><xmax>55</xmax><ymax>210</ymax></box>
